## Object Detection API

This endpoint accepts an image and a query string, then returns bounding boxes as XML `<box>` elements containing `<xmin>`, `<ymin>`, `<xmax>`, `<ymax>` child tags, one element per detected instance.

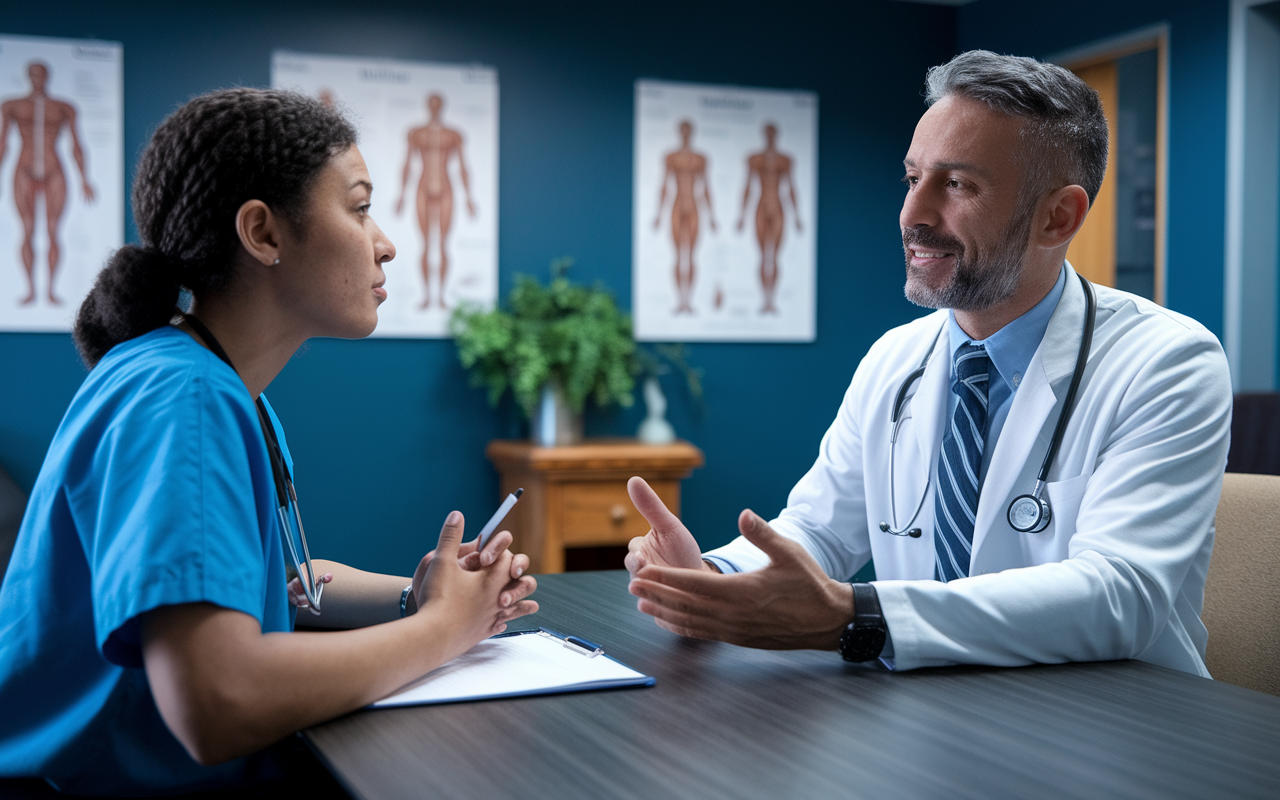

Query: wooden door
<box><xmin>1065</xmin><ymin>61</ymin><xmax>1119</xmax><ymax>288</ymax></box>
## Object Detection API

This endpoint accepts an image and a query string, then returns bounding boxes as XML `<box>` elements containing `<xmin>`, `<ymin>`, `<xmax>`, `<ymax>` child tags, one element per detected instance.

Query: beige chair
<box><xmin>1203</xmin><ymin>472</ymin><xmax>1280</xmax><ymax>695</ymax></box>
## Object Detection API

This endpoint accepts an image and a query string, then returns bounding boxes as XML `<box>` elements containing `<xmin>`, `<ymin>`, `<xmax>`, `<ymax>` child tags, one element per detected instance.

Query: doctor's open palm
<box><xmin>625</xmin><ymin>476</ymin><xmax>708</xmax><ymax>575</ymax></box>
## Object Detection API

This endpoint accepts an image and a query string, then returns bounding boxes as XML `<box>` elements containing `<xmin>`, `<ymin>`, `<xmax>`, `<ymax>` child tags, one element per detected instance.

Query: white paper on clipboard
<box><xmin>372</xmin><ymin>628</ymin><xmax>654</xmax><ymax>708</ymax></box>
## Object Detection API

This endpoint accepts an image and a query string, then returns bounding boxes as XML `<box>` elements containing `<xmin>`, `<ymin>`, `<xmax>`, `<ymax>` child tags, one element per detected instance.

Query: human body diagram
<box><xmin>653</xmin><ymin>120</ymin><xmax>716</xmax><ymax>315</ymax></box>
<box><xmin>0</xmin><ymin>61</ymin><xmax>95</xmax><ymax>306</ymax></box>
<box><xmin>736</xmin><ymin>124</ymin><xmax>800</xmax><ymax>314</ymax></box>
<box><xmin>395</xmin><ymin>93</ymin><xmax>475</xmax><ymax>310</ymax></box>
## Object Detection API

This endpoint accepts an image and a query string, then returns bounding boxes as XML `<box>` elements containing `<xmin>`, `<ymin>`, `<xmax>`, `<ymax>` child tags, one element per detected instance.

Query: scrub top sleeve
<box><xmin>81</xmin><ymin>373</ymin><xmax>275</xmax><ymax>669</ymax></box>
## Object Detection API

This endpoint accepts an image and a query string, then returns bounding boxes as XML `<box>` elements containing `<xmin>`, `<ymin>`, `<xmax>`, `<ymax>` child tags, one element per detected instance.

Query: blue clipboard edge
<box><xmin>370</xmin><ymin>627</ymin><xmax>655</xmax><ymax>709</ymax></box>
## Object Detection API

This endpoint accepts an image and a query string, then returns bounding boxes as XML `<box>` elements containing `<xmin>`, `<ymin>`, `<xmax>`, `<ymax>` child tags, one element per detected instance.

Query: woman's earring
<box><xmin>273</xmin><ymin>258</ymin><xmax>280</xmax><ymax>265</ymax></box>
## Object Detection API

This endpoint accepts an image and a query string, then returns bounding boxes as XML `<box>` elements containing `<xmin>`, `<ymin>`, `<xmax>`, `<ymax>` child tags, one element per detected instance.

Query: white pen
<box><xmin>476</xmin><ymin>488</ymin><xmax>523</xmax><ymax>549</ymax></box>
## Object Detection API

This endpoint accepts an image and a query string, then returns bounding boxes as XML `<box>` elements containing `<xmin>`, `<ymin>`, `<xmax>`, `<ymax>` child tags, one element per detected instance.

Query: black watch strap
<box><xmin>839</xmin><ymin>582</ymin><xmax>887</xmax><ymax>663</ymax></box>
<box><xmin>851</xmin><ymin>582</ymin><xmax>883</xmax><ymax>627</ymax></box>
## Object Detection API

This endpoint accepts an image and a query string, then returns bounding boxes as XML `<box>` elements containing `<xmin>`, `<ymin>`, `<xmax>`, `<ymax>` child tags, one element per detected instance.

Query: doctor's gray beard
<box><xmin>902</xmin><ymin>206</ymin><xmax>1035</xmax><ymax>312</ymax></box>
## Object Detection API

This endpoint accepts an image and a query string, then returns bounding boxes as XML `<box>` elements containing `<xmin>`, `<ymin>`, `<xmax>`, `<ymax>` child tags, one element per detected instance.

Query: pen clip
<box><xmin>563</xmin><ymin>635</ymin><xmax>604</xmax><ymax>658</ymax></box>
<box><xmin>537</xmin><ymin>628</ymin><xmax>604</xmax><ymax>657</ymax></box>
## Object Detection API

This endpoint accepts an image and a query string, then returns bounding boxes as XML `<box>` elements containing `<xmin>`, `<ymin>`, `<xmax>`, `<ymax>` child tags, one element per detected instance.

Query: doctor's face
<box><xmin>899</xmin><ymin>94</ymin><xmax>1036</xmax><ymax>312</ymax></box>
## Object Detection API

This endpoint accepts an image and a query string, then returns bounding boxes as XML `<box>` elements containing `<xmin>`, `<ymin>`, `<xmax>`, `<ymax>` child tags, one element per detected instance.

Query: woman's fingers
<box><xmin>411</xmin><ymin>518</ymin><xmax>538</xmax><ymax>635</ymax></box>
<box><xmin>498</xmin><ymin>574</ymin><xmax>537</xmax><ymax>608</ymax></box>
<box><xmin>478</xmin><ymin>530</ymin><xmax>512</xmax><ymax>566</ymax></box>
<box><xmin>459</xmin><ymin>542</ymin><xmax>528</xmax><ymax>579</ymax></box>
<box><xmin>287</xmin><ymin>573</ymin><xmax>330</xmax><ymax>615</ymax></box>
<box><xmin>497</xmin><ymin>599</ymin><xmax>538</xmax><ymax>623</ymax></box>
<box><xmin>287</xmin><ymin>577</ymin><xmax>306</xmax><ymax>608</ymax></box>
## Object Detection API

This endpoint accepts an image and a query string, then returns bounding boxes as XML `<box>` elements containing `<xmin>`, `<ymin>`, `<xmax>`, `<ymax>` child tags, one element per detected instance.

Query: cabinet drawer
<box><xmin>559</xmin><ymin>480</ymin><xmax>679</xmax><ymax>546</ymax></box>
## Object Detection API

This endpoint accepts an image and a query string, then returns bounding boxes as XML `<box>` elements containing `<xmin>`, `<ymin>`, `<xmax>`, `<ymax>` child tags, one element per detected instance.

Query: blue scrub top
<box><xmin>0</xmin><ymin>326</ymin><xmax>295</xmax><ymax>795</ymax></box>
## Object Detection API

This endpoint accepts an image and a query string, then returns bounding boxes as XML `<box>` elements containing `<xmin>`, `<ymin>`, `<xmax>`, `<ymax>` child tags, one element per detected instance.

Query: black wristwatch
<box><xmin>838</xmin><ymin>582</ymin><xmax>887</xmax><ymax>662</ymax></box>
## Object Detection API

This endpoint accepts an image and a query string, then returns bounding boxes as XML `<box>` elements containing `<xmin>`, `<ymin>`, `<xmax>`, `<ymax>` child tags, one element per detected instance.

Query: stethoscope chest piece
<box><xmin>1007</xmin><ymin>493</ymin><xmax>1052</xmax><ymax>533</ymax></box>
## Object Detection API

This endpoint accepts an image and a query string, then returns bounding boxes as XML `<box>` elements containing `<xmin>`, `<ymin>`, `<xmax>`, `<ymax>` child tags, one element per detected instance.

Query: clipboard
<box><xmin>371</xmin><ymin>628</ymin><xmax>655</xmax><ymax>708</ymax></box>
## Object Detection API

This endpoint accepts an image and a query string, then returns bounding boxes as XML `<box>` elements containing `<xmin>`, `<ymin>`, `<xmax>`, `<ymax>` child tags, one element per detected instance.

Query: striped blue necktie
<box><xmin>934</xmin><ymin>342</ymin><xmax>990</xmax><ymax>582</ymax></box>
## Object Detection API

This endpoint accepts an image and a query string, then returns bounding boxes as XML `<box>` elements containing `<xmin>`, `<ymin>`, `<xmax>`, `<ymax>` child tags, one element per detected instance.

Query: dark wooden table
<box><xmin>304</xmin><ymin>571</ymin><xmax>1280</xmax><ymax>799</ymax></box>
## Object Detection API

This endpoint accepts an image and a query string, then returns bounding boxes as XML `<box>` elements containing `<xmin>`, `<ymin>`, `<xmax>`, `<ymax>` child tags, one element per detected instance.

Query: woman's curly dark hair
<box><xmin>73</xmin><ymin>88</ymin><xmax>357</xmax><ymax>367</ymax></box>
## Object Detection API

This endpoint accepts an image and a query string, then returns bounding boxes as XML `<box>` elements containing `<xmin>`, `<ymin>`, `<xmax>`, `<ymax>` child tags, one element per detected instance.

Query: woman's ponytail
<box><xmin>73</xmin><ymin>246</ymin><xmax>182</xmax><ymax>368</ymax></box>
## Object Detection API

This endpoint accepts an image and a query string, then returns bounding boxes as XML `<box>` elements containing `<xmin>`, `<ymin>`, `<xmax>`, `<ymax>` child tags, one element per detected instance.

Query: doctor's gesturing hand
<box><xmin>625</xmin><ymin>477</ymin><xmax>854</xmax><ymax>650</ymax></box>
<box><xmin>624</xmin><ymin>476</ymin><xmax>707</xmax><ymax>573</ymax></box>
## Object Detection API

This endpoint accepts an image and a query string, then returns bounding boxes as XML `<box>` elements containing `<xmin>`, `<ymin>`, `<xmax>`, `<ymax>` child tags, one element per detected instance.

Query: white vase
<box><xmin>531</xmin><ymin>383</ymin><xmax>583</xmax><ymax>447</ymax></box>
<box><xmin>636</xmin><ymin>376</ymin><xmax>676</xmax><ymax>445</ymax></box>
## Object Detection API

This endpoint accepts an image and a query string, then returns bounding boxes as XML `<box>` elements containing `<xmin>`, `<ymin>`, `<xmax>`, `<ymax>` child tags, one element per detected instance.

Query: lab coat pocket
<box><xmin>1041</xmin><ymin>473</ymin><xmax>1091</xmax><ymax>535</ymax></box>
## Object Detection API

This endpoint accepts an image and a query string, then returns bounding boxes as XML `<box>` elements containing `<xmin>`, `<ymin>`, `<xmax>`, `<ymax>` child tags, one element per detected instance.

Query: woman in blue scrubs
<box><xmin>0</xmin><ymin>89</ymin><xmax>538</xmax><ymax>795</ymax></box>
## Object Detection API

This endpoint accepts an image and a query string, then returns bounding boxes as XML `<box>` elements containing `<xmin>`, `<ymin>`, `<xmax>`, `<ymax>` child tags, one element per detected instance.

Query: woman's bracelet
<box><xmin>400</xmin><ymin>584</ymin><xmax>415</xmax><ymax>618</ymax></box>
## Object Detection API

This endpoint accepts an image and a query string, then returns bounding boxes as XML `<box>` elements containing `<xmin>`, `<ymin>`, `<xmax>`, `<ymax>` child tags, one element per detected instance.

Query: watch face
<box><xmin>840</xmin><ymin>625</ymin><xmax>887</xmax><ymax>663</ymax></box>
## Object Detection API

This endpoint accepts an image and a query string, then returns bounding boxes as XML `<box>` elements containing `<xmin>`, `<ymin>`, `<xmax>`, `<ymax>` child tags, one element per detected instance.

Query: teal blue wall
<box><xmin>957</xmin><ymin>0</ymin><xmax>1231</xmax><ymax>339</ymax></box>
<box><xmin>0</xmin><ymin>0</ymin><xmax>956</xmax><ymax>574</ymax></box>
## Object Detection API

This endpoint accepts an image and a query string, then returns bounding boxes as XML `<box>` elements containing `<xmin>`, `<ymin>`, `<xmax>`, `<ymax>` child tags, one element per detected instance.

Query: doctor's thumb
<box><xmin>738</xmin><ymin>510</ymin><xmax>786</xmax><ymax>555</ymax></box>
<box><xmin>628</xmin><ymin>476</ymin><xmax>682</xmax><ymax>535</ymax></box>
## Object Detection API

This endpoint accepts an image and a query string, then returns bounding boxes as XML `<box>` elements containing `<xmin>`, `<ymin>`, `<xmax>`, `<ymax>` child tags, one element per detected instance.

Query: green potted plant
<box><xmin>450</xmin><ymin>258</ymin><xmax>637</xmax><ymax>446</ymax></box>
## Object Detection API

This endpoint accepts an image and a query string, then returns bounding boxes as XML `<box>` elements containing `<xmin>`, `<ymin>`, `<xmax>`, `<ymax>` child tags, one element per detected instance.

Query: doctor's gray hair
<box><xmin>924</xmin><ymin>50</ymin><xmax>1109</xmax><ymax>206</ymax></box>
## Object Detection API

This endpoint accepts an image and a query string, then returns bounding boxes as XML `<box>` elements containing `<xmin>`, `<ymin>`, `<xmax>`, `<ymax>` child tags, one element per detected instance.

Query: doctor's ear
<box><xmin>235</xmin><ymin>199</ymin><xmax>282</xmax><ymax>267</ymax></box>
<box><xmin>1035</xmin><ymin>185</ymin><xmax>1090</xmax><ymax>250</ymax></box>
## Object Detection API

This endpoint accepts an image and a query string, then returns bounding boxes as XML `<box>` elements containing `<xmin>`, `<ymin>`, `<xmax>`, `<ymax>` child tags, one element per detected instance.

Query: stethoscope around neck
<box><xmin>182</xmin><ymin>314</ymin><xmax>325</xmax><ymax>612</ymax></box>
<box><xmin>879</xmin><ymin>272</ymin><xmax>1097</xmax><ymax>538</ymax></box>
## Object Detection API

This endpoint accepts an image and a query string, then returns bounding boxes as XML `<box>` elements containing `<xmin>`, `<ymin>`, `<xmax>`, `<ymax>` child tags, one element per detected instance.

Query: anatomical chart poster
<box><xmin>273</xmin><ymin>51</ymin><xmax>498</xmax><ymax>338</ymax></box>
<box><xmin>633</xmin><ymin>80</ymin><xmax>817</xmax><ymax>342</ymax></box>
<box><xmin>0</xmin><ymin>34</ymin><xmax>122</xmax><ymax>332</ymax></box>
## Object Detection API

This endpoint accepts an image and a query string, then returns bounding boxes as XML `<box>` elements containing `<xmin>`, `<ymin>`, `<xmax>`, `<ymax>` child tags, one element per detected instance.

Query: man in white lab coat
<box><xmin>625</xmin><ymin>50</ymin><xmax>1231</xmax><ymax>675</ymax></box>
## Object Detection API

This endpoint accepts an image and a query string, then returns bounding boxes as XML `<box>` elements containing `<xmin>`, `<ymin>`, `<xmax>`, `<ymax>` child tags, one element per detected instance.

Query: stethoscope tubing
<box><xmin>880</xmin><ymin>272</ymin><xmax>1096</xmax><ymax>537</ymax></box>
<box><xmin>183</xmin><ymin>314</ymin><xmax>324</xmax><ymax>608</ymax></box>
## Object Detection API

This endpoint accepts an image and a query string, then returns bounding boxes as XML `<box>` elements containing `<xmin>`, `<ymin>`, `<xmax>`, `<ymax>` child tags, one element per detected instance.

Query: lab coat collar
<box><xmin>970</xmin><ymin>263</ymin><xmax>1088</xmax><ymax>556</ymax></box>
<box><xmin>945</xmin><ymin>263</ymin><xmax>1067</xmax><ymax>398</ymax></box>
<box><xmin>910</xmin><ymin>314</ymin><xmax>954</xmax><ymax>494</ymax></box>
<box><xmin>1034</xmin><ymin>261</ymin><xmax>1090</xmax><ymax>386</ymax></box>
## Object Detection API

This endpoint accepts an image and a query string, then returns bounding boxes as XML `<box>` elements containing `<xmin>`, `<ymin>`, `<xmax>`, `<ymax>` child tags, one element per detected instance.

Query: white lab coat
<box><xmin>707</xmin><ymin>271</ymin><xmax>1232</xmax><ymax>674</ymax></box>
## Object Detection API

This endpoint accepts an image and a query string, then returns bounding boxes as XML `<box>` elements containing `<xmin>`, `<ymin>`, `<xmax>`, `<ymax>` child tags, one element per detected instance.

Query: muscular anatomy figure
<box><xmin>395</xmin><ymin>93</ymin><xmax>475</xmax><ymax>310</ymax></box>
<box><xmin>737</xmin><ymin>124</ymin><xmax>800</xmax><ymax>314</ymax></box>
<box><xmin>654</xmin><ymin>120</ymin><xmax>716</xmax><ymax>315</ymax></box>
<box><xmin>0</xmin><ymin>61</ymin><xmax>96</xmax><ymax>306</ymax></box>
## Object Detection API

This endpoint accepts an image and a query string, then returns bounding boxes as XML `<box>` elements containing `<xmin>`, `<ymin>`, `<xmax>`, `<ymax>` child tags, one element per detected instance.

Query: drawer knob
<box><xmin>611</xmin><ymin>504</ymin><xmax>627</xmax><ymax>524</ymax></box>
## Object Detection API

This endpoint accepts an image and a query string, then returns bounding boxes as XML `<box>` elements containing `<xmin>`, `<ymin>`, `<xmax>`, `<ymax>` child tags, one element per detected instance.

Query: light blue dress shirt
<box><xmin>947</xmin><ymin>262</ymin><xmax>1068</xmax><ymax>487</ymax></box>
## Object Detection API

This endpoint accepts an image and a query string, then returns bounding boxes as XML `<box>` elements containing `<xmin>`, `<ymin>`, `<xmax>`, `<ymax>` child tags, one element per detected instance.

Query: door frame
<box><xmin>1226</xmin><ymin>0</ymin><xmax>1280</xmax><ymax>391</ymax></box>
<box><xmin>1046</xmin><ymin>24</ymin><xmax>1170</xmax><ymax>307</ymax></box>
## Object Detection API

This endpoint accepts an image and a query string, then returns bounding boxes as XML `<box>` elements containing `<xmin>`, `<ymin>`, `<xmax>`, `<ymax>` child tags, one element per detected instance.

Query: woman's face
<box><xmin>277</xmin><ymin>145</ymin><xmax>396</xmax><ymax>339</ymax></box>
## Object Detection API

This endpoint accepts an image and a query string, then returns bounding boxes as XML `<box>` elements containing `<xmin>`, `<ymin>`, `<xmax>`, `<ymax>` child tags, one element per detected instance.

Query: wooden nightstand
<box><xmin>485</xmin><ymin>438</ymin><xmax>705</xmax><ymax>574</ymax></box>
